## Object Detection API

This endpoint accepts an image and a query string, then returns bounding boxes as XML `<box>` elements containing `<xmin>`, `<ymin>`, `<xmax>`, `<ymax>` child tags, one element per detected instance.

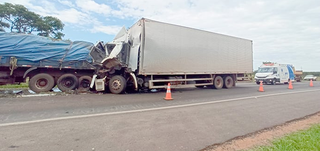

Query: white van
<box><xmin>254</xmin><ymin>63</ymin><xmax>295</xmax><ymax>85</ymax></box>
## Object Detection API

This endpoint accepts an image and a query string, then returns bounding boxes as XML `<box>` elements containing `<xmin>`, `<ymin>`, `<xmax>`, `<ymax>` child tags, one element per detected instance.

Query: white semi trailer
<box><xmin>90</xmin><ymin>18</ymin><xmax>253</xmax><ymax>94</ymax></box>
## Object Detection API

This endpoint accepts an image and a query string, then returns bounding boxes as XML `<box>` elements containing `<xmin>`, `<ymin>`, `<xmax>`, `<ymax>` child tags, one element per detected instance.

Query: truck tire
<box><xmin>109</xmin><ymin>75</ymin><xmax>127</xmax><ymax>94</ymax></box>
<box><xmin>57</xmin><ymin>74</ymin><xmax>78</xmax><ymax>92</ymax></box>
<box><xmin>211</xmin><ymin>76</ymin><xmax>223</xmax><ymax>89</ymax></box>
<box><xmin>29</xmin><ymin>73</ymin><xmax>55</xmax><ymax>93</ymax></box>
<box><xmin>78</xmin><ymin>76</ymin><xmax>92</xmax><ymax>92</ymax></box>
<box><xmin>284</xmin><ymin>79</ymin><xmax>289</xmax><ymax>84</ymax></box>
<box><xmin>271</xmin><ymin>79</ymin><xmax>276</xmax><ymax>85</ymax></box>
<box><xmin>223</xmin><ymin>76</ymin><xmax>234</xmax><ymax>89</ymax></box>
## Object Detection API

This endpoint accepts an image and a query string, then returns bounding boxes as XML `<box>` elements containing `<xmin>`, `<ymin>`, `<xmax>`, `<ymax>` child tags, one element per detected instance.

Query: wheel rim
<box><xmin>61</xmin><ymin>78</ymin><xmax>75</xmax><ymax>88</ymax></box>
<box><xmin>111</xmin><ymin>79</ymin><xmax>121</xmax><ymax>90</ymax></box>
<box><xmin>80</xmin><ymin>79</ymin><xmax>90</xmax><ymax>88</ymax></box>
<box><xmin>226</xmin><ymin>79</ymin><xmax>231</xmax><ymax>86</ymax></box>
<box><xmin>215</xmin><ymin>77</ymin><xmax>223</xmax><ymax>87</ymax></box>
<box><xmin>36</xmin><ymin>78</ymin><xmax>48</xmax><ymax>89</ymax></box>
<box><xmin>216</xmin><ymin>79</ymin><xmax>221</xmax><ymax>86</ymax></box>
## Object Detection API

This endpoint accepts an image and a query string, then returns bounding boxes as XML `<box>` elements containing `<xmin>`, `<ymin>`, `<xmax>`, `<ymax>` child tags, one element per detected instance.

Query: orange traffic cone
<box><xmin>164</xmin><ymin>83</ymin><xmax>173</xmax><ymax>100</ymax></box>
<box><xmin>258</xmin><ymin>81</ymin><xmax>264</xmax><ymax>92</ymax></box>
<box><xmin>288</xmin><ymin>80</ymin><xmax>293</xmax><ymax>89</ymax></box>
<box><xmin>309</xmin><ymin>80</ymin><xmax>314</xmax><ymax>87</ymax></box>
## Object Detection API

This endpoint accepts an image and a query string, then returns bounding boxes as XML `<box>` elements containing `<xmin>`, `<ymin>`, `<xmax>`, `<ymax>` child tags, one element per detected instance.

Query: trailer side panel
<box><xmin>134</xmin><ymin>19</ymin><xmax>253</xmax><ymax>75</ymax></box>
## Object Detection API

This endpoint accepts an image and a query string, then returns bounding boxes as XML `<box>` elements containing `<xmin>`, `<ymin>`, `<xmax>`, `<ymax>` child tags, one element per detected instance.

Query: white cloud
<box><xmin>0</xmin><ymin>0</ymin><xmax>111</xmax><ymax>33</ymax></box>
<box><xmin>90</xmin><ymin>25</ymin><xmax>122</xmax><ymax>35</ymax></box>
<box><xmin>0</xmin><ymin>0</ymin><xmax>31</xmax><ymax>5</ymax></box>
<box><xmin>75</xmin><ymin>0</ymin><xmax>112</xmax><ymax>15</ymax></box>
<box><xmin>57</xmin><ymin>0</ymin><xmax>75</xmax><ymax>7</ymax></box>
<box><xmin>27</xmin><ymin>1</ymin><xmax>59</xmax><ymax>16</ymax></box>
<box><xmin>55</xmin><ymin>8</ymin><xmax>92</xmax><ymax>25</ymax></box>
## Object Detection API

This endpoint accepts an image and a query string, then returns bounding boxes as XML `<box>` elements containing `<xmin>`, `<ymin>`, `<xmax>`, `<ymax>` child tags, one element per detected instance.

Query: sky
<box><xmin>1</xmin><ymin>0</ymin><xmax>320</xmax><ymax>71</ymax></box>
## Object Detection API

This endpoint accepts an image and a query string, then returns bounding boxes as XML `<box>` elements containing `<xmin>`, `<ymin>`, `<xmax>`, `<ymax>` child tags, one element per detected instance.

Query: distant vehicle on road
<box><xmin>293</xmin><ymin>68</ymin><xmax>303</xmax><ymax>82</ymax></box>
<box><xmin>303</xmin><ymin>75</ymin><xmax>317</xmax><ymax>81</ymax></box>
<box><xmin>254</xmin><ymin>62</ymin><xmax>295</xmax><ymax>85</ymax></box>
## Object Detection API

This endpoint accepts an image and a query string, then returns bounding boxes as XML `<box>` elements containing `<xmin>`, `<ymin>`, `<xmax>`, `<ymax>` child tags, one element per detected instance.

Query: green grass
<box><xmin>0</xmin><ymin>83</ymin><xmax>29</xmax><ymax>89</ymax></box>
<box><xmin>251</xmin><ymin>124</ymin><xmax>320</xmax><ymax>151</ymax></box>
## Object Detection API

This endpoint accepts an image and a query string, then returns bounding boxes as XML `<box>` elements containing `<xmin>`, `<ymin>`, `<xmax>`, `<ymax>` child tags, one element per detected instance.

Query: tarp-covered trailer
<box><xmin>0</xmin><ymin>32</ymin><xmax>101</xmax><ymax>93</ymax></box>
<box><xmin>91</xmin><ymin>18</ymin><xmax>253</xmax><ymax>94</ymax></box>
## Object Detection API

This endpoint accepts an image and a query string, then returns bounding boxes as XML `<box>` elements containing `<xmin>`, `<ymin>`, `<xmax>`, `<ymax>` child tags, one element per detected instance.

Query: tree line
<box><xmin>0</xmin><ymin>2</ymin><xmax>64</xmax><ymax>39</ymax></box>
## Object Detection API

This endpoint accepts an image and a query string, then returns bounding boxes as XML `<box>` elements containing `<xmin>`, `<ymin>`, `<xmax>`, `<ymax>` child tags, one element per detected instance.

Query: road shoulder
<box><xmin>201</xmin><ymin>111</ymin><xmax>320</xmax><ymax>151</ymax></box>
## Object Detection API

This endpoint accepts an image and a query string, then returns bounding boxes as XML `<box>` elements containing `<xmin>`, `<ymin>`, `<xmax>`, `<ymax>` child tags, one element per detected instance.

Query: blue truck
<box><xmin>0</xmin><ymin>32</ymin><xmax>105</xmax><ymax>93</ymax></box>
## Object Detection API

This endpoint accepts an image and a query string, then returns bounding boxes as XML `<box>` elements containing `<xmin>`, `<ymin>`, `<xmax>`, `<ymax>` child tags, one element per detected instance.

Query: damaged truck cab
<box><xmin>90</xmin><ymin>27</ymin><xmax>136</xmax><ymax>94</ymax></box>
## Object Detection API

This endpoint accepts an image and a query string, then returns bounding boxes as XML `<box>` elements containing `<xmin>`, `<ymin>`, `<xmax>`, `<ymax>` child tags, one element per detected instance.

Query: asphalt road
<box><xmin>0</xmin><ymin>81</ymin><xmax>320</xmax><ymax>151</ymax></box>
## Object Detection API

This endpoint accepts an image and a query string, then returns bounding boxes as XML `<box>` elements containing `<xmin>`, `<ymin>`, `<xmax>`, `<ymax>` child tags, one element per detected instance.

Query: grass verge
<box><xmin>252</xmin><ymin>124</ymin><xmax>320</xmax><ymax>151</ymax></box>
<box><xmin>0</xmin><ymin>83</ymin><xmax>29</xmax><ymax>89</ymax></box>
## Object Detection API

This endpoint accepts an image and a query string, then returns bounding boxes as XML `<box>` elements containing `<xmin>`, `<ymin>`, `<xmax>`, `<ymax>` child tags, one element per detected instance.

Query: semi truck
<box><xmin>90</xmin><ymin>18</ymin><xmax>253</xmax><ymax>94</ymax></box>
<box><xmin>293</xmin><ymin>68</ymin><xmax>303</xmax><ymax>82</ymax></box>
<box><xmin>0</xmin><ymin>32</ymin><xmax>102</xmax><ymax>93</ymax></box>
<box><xmin>1</xmin><ymin>18</ymin><xmax>253</xmax><ymax>94</ymax></box>
<box><xmin>254</xmin><ymin>62</ymin><xmax>295</xmax><ymax>85</ymax></box>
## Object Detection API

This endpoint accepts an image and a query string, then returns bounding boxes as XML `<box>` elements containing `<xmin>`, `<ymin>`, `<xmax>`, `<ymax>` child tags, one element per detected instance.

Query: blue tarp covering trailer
<box><xmin>0</xmin><ymin>32</ymin><xmax>103</xmax><ymax>93</ymax></box>
<box><xmin>0</xmin><ymin>32</ymin><xmax>94</xmax><ymax>69</ymax></box>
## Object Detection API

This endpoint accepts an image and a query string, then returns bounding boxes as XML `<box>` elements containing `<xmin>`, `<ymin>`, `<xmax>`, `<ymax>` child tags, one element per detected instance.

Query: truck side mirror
<box><xmin>273</xmin><ymin>71</ymin><xmax>277</xmax><ymax>74</ymax></box>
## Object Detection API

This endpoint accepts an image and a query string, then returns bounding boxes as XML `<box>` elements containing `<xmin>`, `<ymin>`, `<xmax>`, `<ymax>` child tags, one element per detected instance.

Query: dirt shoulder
<box><xmin>201</xmin><ymin>111</ymin><xmax>320</xmax><ymax>151</ymax></box>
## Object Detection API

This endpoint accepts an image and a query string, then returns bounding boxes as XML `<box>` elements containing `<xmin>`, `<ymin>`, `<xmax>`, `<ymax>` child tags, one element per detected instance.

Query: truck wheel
<box><xmin>29</xmin><ymin>73</ymin><xmax>55</xmax><ymax>93</ymax></box>
<box><xmin>109</xmin><ymin>75</ymin><xmax>127</xmax><ymax>94</ymax></box>
<box><xmin>271</xmin><ymin>79</ymin><xmax>276</xmax><ymax>85</ymax></box>
<box><xmin>57</xmin><ymin>74</ymin><xmax>78</xmax><ymax>92</ymax></box>
<box><xmin>211</xmin><ymin>76</ymin><xmax>223</xmax><ymax>89</ymax></box>
<box><xmin>284</xmin><ymin>79</ymin><xmax>289</xmax><ymax>84</ymax></box>
<box><xmin>78</xmin><ymin>76</ymin><xmax>92</xmax><ymax>92</ymax></box>
<box><xmin>223</xmin><ymin>76</ymin><xmax>234</xmax><ymax>89</ymax></box>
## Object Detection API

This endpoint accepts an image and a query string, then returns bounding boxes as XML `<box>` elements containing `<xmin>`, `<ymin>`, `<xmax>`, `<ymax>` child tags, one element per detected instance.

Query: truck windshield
<box><xmin>257</xmin><ymin>67</ymin><xmax>274</xmax><ymax>73</ymax></box>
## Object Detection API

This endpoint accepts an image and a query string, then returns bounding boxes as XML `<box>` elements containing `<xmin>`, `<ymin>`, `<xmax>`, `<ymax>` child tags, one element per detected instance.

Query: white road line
<box><xmin>1</xmin><ymin>89</ymin><xmax>319</xmax><ymax>127</ymax></box>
